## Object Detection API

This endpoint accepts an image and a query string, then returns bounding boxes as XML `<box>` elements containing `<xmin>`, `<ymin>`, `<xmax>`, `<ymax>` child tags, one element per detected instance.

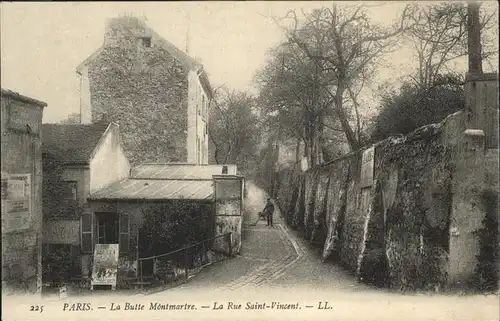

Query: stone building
<box><xmin>41</xmin><ymin>121</ymin><xmax>244</xmax><ymax>287</ymax></box>
<box><xmin>76</xmin><ymin>16</ymin><xmax>213</xmax><ymax>166</ymax></box>
<box><xmin>1</xmin><ymin>89</ymin><xmax>46</xmax><ymax>294</ymax></box>
<box><xmin>41</xmin><ymin>122</ymin><xmax>131</xmax><ymax>282</ymax></box>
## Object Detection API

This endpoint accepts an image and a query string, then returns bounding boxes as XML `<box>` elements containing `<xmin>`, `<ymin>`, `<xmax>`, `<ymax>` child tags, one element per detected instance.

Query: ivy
<box><xmin>42</xmin><ymin>156</ymin><xmax>84</xmax><ymax>220</ymax></box>
<box><xmin>139</xmin><ymin>201</ymin><xmax>214</xmax><ymax>258</ymax></box>
<box><xmin>473</xmin><ymin>189</ymin><xmax>499</xmax><ymax>291</ymax></box>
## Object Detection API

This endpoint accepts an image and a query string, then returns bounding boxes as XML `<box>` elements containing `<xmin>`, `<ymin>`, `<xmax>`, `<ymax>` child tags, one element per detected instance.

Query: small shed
<box><xmin>84</xmin><ymin>163</ymin><xmax>243</xmax><ymax>284</ymax></box>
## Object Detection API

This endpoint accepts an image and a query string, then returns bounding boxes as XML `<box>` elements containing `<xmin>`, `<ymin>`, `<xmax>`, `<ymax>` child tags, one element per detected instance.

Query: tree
<box><xmin>262</xmin><ymin>4</ymin><xmax>415</xmax><ymax>158</ymax></box>
<box><xmin>406</xmin><ymin>2</ymin><xmax>496</xmax><ymax>88</ymax></box>
<box><xmin>285</xmin><ymin>5</ymin><xmax>414</xmax><ymax>151</ymax></box>
<box><xmin>370</xmin><ymin>73</ymin><xmax>465</xmax><ymax>142</ymax></box>
<box><xmin>255</xmin><ymin>39</ymin><xmax>338</xmax><ymax>167</ymax></box>
<box><xmin>369</xmin><ymin>2</ymin><xmax>498</xmax><ymax>142</ymax></box>
<box><xmin>208</xmin><ymin>87</ymin><xmax>261</xmax><ymax>174</ymax></box>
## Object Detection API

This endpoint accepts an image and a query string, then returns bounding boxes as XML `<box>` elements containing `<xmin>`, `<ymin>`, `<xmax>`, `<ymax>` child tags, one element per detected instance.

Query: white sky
<box><xmin>1</xmin><ymin>1</ymin><xmax>497</xmax><ymax>123</ymax></box>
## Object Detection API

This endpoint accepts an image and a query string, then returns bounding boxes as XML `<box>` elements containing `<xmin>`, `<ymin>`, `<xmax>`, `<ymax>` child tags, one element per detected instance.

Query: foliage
<box><xmin>42</xmin><ymin>156</ymin><xmax>84</xmax><ymax>220</ymax></box>
<box><xmin>89</xmin><ymin>45</ymin><xmax>190</xmax><ymax>165</ymax></box>
<box><xmin>42</xmin><ymin>245</ymin><xmax>76</xmax><ymax>284</ymax></box>
<box><xmin>139</xmin><ymin>201</ymin><xmax>214</xmax><ymax>257</ymax></box>
<box><xmin>59</xmin><ymin>113</ymin><xmax>81</xmax><ymax>124</ymax></box>
<box><xmin>369</xmin><ymin>73</ymin><xmax>464</xmax><ymax>142</ymax></box>
<box><xmin>208</xmin><ymin>87</ymin><xmax>261</xmax><ymax>175</ymax></box>
<box><xmin>473</xmin><ymin>189</ymin><xmax>499</xmax><ymax>291</ymax></box>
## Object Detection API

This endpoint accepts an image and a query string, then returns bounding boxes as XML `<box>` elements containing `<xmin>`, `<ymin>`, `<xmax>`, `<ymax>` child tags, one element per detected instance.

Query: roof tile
<box><xmin>42</xmin><ymin>122</ymin><xmax>109</xmax><ymax>163</ymax></box>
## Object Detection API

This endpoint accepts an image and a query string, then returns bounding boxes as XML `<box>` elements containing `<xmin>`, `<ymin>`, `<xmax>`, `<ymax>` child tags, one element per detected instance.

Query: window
<box><xmin>96</xmin><ymin>212</ymin><xmax>119</xmax><ymax>245</ymax></box>
<box><xmin>140</xmin><ymin>37</ymin><xmax>152</xmax><ymax>48</ymax></box>
<box><xmin>61</xmin><ymin>181</ymin><xmax>77</xmax><ymax>201</ymax></box>
<box><xmin>81</xmin><ymin>212</ymin><xmax>130</xmax><ymax>254</ymax></box>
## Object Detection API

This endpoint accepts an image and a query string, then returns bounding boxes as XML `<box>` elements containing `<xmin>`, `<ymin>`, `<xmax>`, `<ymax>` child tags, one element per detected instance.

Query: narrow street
<box><xmin>144</xmin><ymin>181</ymin><xmax>499</xmax><ymax>321</ymax></box>
<box><xmin>152</xmin><ymin>181</ymin><xmax>363</xmax><ymax>293</ymax></box>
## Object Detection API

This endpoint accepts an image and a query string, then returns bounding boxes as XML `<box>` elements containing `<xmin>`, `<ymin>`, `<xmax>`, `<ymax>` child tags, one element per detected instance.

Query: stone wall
<box><xmin>85</xmin><ymin>30</ymin><xmax>190</xmax><ymax>165</ymax></box>
<box><xmin>275</xmin><ymin>108</ymin><xmax>498</xmax><ymax>291</ymax></box>
<box><xmin>1</xmin><ymin>90</ymin><xmax>45</xmax><ymax>295</ymax></box>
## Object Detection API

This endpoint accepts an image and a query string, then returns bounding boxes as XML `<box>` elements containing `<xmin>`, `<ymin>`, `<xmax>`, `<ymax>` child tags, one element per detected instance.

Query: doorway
<box><xmin>95</xmin><ymin>212</ymin><xmax>119</xmax><ymax>244</ymax></box>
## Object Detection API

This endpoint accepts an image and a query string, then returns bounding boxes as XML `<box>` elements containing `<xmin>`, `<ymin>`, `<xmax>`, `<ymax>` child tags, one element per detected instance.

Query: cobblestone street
<box><xmin>143</xmin><ymin>182</ymin><xmax>499</xmax><ymax>321</ymax></box>
<box><xmin>149</xmin><ymin>182</ymin><xmax>372</xmax><ymax>294</ymax></box>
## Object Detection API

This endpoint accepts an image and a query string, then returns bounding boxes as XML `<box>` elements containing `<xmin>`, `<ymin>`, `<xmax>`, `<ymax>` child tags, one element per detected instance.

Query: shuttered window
<box><xmin>119</xmin><ymin>213</ymin><xmax>130</xmax><ymax>254</ymax></box>
<box><xmin>81</xmin><ymin>213</ymin><xmax>93</xmax><ymax>253</ymax></box>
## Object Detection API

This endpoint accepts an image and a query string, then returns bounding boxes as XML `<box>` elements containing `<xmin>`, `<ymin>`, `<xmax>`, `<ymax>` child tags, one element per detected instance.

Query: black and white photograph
<box><xmin>1</xmin><ymin>1</ymin><xmax>499</xmax><ymax>320</ymax></box>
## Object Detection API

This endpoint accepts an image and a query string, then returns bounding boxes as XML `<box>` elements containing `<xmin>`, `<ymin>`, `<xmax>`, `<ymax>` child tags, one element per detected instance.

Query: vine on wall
<box><xmin>139</xmin><ymin>201</ymin><xmax>214</xmax><ymax>257</ymax></box>
<box><xmin>473</xmin><ymin>189</ymin><xmax>499</xmax><ymax>291</ymax></box>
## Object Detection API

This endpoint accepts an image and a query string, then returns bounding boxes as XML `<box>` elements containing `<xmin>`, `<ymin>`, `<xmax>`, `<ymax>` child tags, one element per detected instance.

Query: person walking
<box><xmin>263</xmin><ymin>198</ymin><xmax>275</xmax><ymax>227</ymax></box>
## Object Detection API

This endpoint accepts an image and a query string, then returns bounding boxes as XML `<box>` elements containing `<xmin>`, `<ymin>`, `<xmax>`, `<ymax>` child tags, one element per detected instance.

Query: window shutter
<box><xmin>119</xmin><ymin>213</ymin><xmax>130</xmax><ymax>253</ymax></box>
<box><xmin>81</xmin><ymin>212</ymin><xmax>93</xmax><ymax>253</ymax></box>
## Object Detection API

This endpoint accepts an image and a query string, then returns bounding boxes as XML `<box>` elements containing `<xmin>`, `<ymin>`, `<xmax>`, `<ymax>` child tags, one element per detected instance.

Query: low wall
<box><xmin>276</xmin><ymin>110</ymin><xmax>499</xmax><ymax>291</ymax></box>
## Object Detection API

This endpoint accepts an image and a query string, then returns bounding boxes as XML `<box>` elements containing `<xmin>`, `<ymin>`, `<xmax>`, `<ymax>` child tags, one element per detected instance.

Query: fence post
<box><xmin>140</xmin><ymin>260</ymin><xmax>143</xmax><ymax>290</ymax></box>
<box><xmin>184</xmin><ymin>250</ymin><xmax>188</xmax><ymax>283</ymax></box>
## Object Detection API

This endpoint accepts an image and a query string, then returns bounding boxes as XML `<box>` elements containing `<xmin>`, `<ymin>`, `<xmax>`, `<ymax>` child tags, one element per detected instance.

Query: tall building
<box><xmin>76</xmin><ymin>16</ymin><xmax>213</xmax><ymax>165</ymax></box>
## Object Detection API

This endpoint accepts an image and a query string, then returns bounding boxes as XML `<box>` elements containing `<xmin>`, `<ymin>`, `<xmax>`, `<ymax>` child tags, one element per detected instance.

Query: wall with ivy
<box><xmin>274</xmin><ymin>110</ymin><xmax>498</xmax><ymax>292</ymax></box>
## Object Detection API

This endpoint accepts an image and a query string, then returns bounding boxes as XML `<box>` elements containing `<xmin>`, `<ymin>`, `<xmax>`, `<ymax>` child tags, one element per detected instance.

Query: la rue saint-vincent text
<box><xmin>62</xmin><ymin>301</ymin><xmax>333</xmax><ymax>311</ymax></box>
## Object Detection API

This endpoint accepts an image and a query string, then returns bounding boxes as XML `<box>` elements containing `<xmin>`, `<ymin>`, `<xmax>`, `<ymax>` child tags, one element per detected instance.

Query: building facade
<box><xmin>41</xmin><ymin>122</ymin><xmax>131</xmax><ymax>282</ymax></box>
<box><xmin>76</xmin><ymin>16</ymin><xmax>212</xmax><ymax>166</ymax></box>
<box><xmin>1</xmin><ymin>89</ymin><xmax>46</xmax><ymax>294</ymax></box>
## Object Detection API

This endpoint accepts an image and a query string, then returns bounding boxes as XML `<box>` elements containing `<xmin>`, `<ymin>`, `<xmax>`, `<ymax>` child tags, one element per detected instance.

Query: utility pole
<box><xmin>467</xmin><ymin>2</ymin><xmax>482</xmax><ymax>74</ymax></box>
<box><xmin>185</xmin><ymin>10</ymin><xmax>191</xmax><ymax>54</ymax></box>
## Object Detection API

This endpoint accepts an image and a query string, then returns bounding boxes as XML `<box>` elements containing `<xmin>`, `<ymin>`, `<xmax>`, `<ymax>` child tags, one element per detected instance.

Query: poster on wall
<box><xmin>91</xmin><ymin>243</ymin><xmax>119</xmax><ymax>290</ymax></box>
<box><xmin>1</xmin><ymin>173</ymin><xmax>32</xmax><ymax>233</ymax></box>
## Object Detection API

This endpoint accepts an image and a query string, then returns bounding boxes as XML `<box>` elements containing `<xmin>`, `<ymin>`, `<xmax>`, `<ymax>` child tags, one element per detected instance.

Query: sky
<box><xmin>1</xmin><ymin>1</ymin><xmax>497</xmax><ymax>123</ymax></box>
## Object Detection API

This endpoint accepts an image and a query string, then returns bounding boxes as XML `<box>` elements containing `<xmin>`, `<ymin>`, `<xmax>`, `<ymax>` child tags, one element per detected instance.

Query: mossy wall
<box><xmin>274</xmin><ymin>111</ymin><xmax>497</xmax><ymax>291</ymax></box>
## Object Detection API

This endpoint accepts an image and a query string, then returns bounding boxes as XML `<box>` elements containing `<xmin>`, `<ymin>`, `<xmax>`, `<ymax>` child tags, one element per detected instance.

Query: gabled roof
<box><xmin>42</xmin><ymin>122</ymin><xmax>110</xmax><ymax>164</ymax></box>
<box><xmin>76</xmin><ymin>17</ymin><xmax>199</xmax><ymax>73</ymax></box>
<box><xmin>75</xmin><ymin>16</ymin><xmax>213</xmax><ymax>99</ymax></box>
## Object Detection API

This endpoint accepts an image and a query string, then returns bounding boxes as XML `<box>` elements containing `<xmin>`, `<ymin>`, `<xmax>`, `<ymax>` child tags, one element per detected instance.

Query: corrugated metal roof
<box><xmin>131</xmin><ymin>164</ymin><xmax>237</xmax><ymax>180</ymax></box>
<box><xmin>89</xmin><ymin>179</ymin><xmax>214</xmax><ymax>201</ymax></box>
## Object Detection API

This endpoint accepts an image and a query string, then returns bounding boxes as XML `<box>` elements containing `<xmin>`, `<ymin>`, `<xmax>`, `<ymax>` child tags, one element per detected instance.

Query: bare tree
<box><xmin>268</xmin><ymin>4</ymin><xmax>414</xmax><ymax>152</ymax></box>
<box><xmin>407</xmin><ymin>2</ymin><xmax>496</xmax><ymax>87</ymax></box>
<box><xmin>208</xmin><ymin>86</ymin><xmax>261</xmax><ymax>172</ymax></box>
<box><xmin>255</xmin><ymin>40</ymin><xmax>337</xmax><ymax>167</ymax></box>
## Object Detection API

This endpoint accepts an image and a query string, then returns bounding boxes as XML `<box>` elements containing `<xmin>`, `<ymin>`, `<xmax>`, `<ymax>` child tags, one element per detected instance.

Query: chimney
<box><xmin>104</xmin><ymin>16</ymin><xmax>150</xmax><ymax>48</ymax></box>
<box><xmin>78</xmin><ymin>68</ymin><xmax>92</xmax><ymax>124</ymax></box>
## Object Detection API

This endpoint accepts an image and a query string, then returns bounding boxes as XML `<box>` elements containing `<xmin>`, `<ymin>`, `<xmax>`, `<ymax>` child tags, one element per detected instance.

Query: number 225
<box><xmin>30</xmin><ymin>305</ymin><xmax>43</xmax><ymax>313</ymax></box>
